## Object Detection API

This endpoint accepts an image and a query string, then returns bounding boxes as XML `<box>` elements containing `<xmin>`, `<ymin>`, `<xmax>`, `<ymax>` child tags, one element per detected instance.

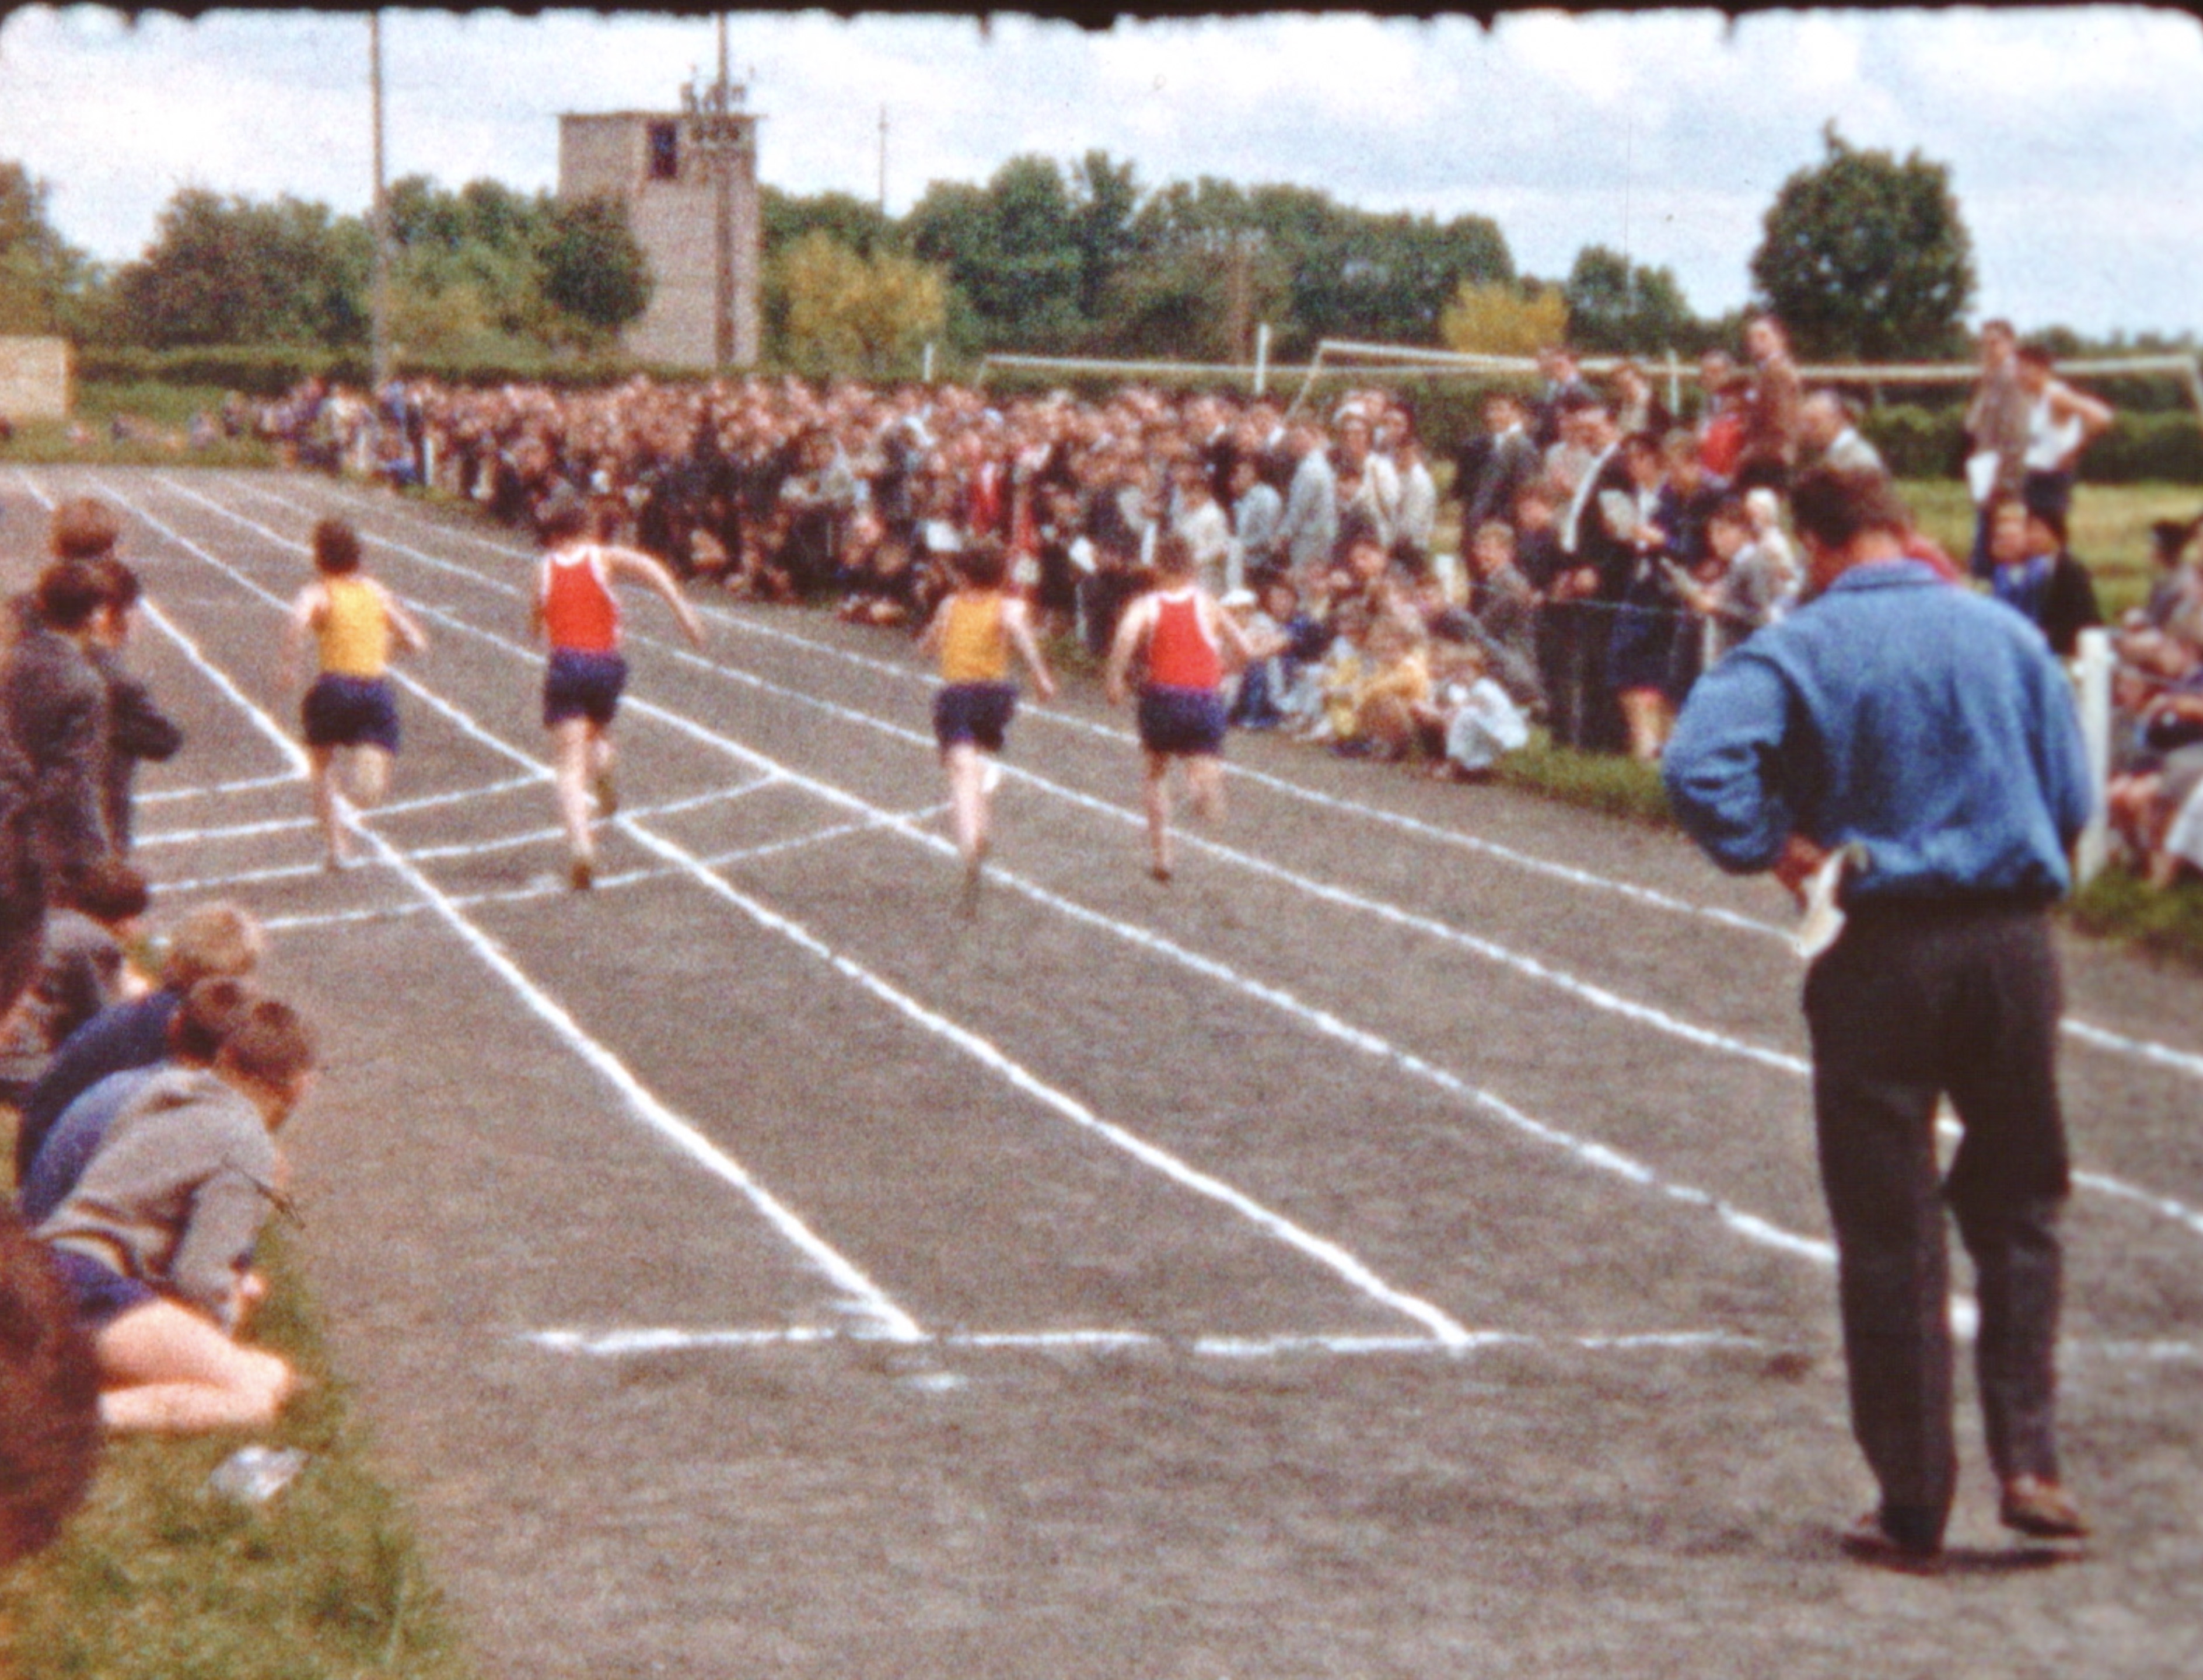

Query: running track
<box><xmin>5</xmin><ymin>467</ymin><xmax>2198</xmax><ymax>1678</ymax></box>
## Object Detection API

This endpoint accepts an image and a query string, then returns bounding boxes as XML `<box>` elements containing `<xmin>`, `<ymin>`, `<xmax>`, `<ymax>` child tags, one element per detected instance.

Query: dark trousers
<box><xmin>1803</xmin><ymin>902</ymin><xmax>2069</xmax><ymax>1542</ymax></box>
<box><xmin>1537</xmin><ymin>600</ymin><xmax>1621</xmax><ymax>752</ymax></box>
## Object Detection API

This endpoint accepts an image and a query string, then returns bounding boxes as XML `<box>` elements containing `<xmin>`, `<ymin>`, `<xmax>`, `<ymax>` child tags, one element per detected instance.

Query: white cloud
<box><xmin>0</xmin><ymin>5</ymin><xmax>2196</xmax><ymax>337</ymax></box>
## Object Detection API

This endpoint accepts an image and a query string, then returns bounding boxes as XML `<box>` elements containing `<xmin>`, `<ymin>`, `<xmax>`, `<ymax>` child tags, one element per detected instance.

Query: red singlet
<box><xmin>540</xmin><ymin>545</ymin><xmax>621</xmax><ymax>654</ymax></box>
<box><xmin>1145</xmin><ymin>588</ymin><xmax>1221</xmax><ymax>691</ymax></box>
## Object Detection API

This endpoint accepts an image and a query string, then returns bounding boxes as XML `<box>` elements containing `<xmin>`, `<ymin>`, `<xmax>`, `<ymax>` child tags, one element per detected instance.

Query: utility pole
<box><xmin>683</xmin><ymin>13</ymin><xmax>740</xmax><ymax>369</ymax></box>
<box><xmin>369</xmin><ymin>12</ymin><xmax>391</xmax><ymax>386</ymax></box>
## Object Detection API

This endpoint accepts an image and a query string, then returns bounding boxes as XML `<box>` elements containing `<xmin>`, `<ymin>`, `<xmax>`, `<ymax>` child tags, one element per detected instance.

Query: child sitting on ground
<box><xmin>0</xmin><ymin>857</ymin><xmax>151</xmax><ymax>1112</ymax></box>
<box><xmin>1412</xmin><ymin>640</ymin><xmax>1530</xmax><ymax>780</ymax></box>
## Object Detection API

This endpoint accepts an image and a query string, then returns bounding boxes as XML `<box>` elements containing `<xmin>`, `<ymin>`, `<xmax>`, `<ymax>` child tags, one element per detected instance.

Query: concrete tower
<box><xmin>558</xmin><ymin>87</ymin><xmax>761</xmax><ymax>370</ymax></box>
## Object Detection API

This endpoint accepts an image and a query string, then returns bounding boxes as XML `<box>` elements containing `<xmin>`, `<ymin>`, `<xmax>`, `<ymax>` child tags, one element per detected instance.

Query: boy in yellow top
<box><xmin>281</xmin><ymin>519</ymin><xmax>428</xmax><ymax>869</ymax></box>
<box><xmin>917</xmin><ymin>539</ymin><xmax>1055</xmax><ymax>913</ymax></box>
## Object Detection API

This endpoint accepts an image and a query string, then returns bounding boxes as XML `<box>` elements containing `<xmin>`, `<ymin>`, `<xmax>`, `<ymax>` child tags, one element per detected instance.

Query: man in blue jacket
<box><xmin>1665</xmin><ymin>466</ymin><xmax>2094</xmax><ymax>1571</ymax></box>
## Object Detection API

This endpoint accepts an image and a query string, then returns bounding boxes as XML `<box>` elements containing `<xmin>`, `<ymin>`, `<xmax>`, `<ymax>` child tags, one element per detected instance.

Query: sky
<box><xmin>2</xmin><ymin>5</ymin><xmax>2199</xmax><ymax>341</ymax></box>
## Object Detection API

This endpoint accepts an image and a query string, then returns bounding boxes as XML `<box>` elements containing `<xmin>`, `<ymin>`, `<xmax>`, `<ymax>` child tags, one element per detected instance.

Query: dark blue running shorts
<box><xmin>933</xmin><ymin>682</ymin><xmax>1017</xmax><ymax>754</ymax></box>
<box><xmin>302</xmin><ymin>674</ymin><xmax>401</xmax><ymax>752</ymax></box>
<box><xmin>49</xmin><ymin>1246</ymin><xmax>158</xmax><ymax>1331</ymax></box>
<box><xmin>1138</xmin><ymin>685</ymin><xmax>1228</xmax><ymax>757</ymax></box>
<box><xmin>543</xmin><ymin>649</ymin><xmax>628</xmax><ymax>729</ymax></box>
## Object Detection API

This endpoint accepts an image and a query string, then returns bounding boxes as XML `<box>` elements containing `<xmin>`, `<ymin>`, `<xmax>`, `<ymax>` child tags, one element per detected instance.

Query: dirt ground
<box><xmin>6</xmin><ymin>465</ymin><xmax>2200</xmax><ymax>1678</ymax></box>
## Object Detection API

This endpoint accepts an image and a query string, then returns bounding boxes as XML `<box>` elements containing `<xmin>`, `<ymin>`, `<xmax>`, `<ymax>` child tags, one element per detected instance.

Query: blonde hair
<box><xmin>159</xmin><ymin>902</ymin><xmax>266</xmax><ymax>989</ymax></box>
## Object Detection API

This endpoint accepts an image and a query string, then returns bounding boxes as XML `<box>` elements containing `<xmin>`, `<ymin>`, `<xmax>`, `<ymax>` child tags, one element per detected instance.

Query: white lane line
<box><xmin>140</xmin><ymin>771</ymin><xmax>305</xmax><ymax>804</ymax></box>
<box><xmin>138</xmin><ymin>772</ymin><xmax>548</xmax><ymax>849</ymax></box>
<box><xmin>152</xmin><ymin>477</ymin><xmax>2203</xmax><ymax>1238</ymax></box>
<box><xmin>521</xmin><ymin>1324</ymin><xmax>1761</xmax><ymax>1360</ymax></box>
<box><xmin>281</xmin><ymin>475</ymin><xmax>2203</xmax><ymax>1085</ymax></box>
<box><xmin>616</xmin><ymin>809</ymin><xmax>1478</xmax><ymax>1349</ymax></box>
<box><xmin>102</xmin><ymin>480</ymin><xmax>927</xmax><ymax>1342</ymax></box>
<box><xmin>251</xmin><ymin>807</ymin><xmax>951</xmax><ymax>932</ymax></box>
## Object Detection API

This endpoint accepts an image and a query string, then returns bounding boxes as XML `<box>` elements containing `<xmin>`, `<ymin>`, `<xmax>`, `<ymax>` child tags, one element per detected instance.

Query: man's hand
<box><xmin>1773</xmin><ymin>833</ymin><xmax>1830</xmax><ymax>909</ymax></box>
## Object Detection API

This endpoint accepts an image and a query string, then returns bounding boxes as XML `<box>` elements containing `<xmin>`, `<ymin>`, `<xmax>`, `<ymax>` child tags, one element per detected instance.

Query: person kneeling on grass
<box><xmin>34</xmin><ymin>998</ymin><xmax>315</xmax><ymax>1434</ymax></box>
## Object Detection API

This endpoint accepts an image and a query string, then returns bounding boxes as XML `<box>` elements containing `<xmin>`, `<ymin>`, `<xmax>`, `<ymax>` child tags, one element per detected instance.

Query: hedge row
<box><xmin>73</xmin><ymin>345</ymin><xmax>698</xmax><ymax>397</ymax></box>
<box><xmin>1859</xmin><ymin>404</ymin><xmax>2203</xmax><ymax>485</ymax></box>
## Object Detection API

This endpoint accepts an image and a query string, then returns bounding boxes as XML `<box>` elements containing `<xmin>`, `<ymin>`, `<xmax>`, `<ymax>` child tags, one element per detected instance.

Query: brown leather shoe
<box><xmin>2000</xmin><ymin>1475</ymin><xmax>2089</xmax><ymax>1540</ymax></box>
<box><xmin>1840</xmin><ymin>1511</ymin><xmax>1945</xmax><ymax>1574</ymax></box>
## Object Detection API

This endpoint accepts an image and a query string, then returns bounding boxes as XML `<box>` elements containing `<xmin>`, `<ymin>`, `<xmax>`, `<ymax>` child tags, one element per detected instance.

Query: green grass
<box><xmin>0</xmin><ymin>383</ymin><xmax>276</xmax><ymax>470</ymax></box>
<box><xmin>1486</xmin><ymin>731</ymin><xmax>2203</xmax><ymax>972</ymax></box>
<box><xmin>0</xmin><ymin>1229</ymin><xmax>475</xmax><ymax>1680</ymax></box>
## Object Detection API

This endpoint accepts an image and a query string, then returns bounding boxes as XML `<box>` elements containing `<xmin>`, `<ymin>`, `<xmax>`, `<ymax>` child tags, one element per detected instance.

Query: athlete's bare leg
<box><xmin>93</xmin><ymin>1299</ymin><xmax>297</xmax><ymax>1434</ymax></box>
<box><xmin>307</xmin><ymin>746</ymin><xmax>354</xmax><ymax>868</ymax></box>
<box><xmin>552</xmin><ymin>718</ymin><xmax>602</xmax><ymax>886</ymax></box>
<box><xmin>588</xmin><ymin>730</ymin><xmax>618</xmax><ymax>817</ymax></box>
<box><xmin>345</xmin><ymin>744</ymin><xmax>393</xmax><ymax>810</ymax></box>
<box><xmin>1186</xmin><ymin>754</ymin><xmax>1225</xmax><ymax>828</ymax></box>
<box><xmin>1143</xmin><ymin>751</ymin><xmax>1174</xmax><ymax>881</ymax></box>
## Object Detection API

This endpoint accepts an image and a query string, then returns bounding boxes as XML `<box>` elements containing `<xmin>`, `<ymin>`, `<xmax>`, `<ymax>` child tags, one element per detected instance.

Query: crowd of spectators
<box><xmin>3</xmin><ymin>498</ymin><xmax>316</xmax><ymax>1567</ymax></box>
<box><xmin>237</xmin><ymin>316</ymin><xmax>2191</xmax><ymax>885</ymax></box>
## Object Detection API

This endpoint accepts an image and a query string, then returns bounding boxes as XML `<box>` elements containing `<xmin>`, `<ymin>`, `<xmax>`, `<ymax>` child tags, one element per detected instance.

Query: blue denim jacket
<box><xmin>1663</xmin><ymin>560</ymin><xmax>2093</xmax><ymax>902</ymax></box>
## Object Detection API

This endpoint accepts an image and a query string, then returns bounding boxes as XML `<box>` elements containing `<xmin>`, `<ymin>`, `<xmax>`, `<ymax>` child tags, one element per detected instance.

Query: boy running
<box><xmin>1104</xmin><ymin>534</ymin><xmax>1260</xmax><ymax>881</ymax></box>
<box><xmin>530</xmin><ymin>494</ymin><xmax>704</xmax><ymax>890</ymax></box>
<box><xmin>282</xmin><ymin>519</ymin><xmax>428</xmax><ymax>870</ymax></box>
<box><xmin>917</xmin><ymin>538</ymin><xmax>1057</xmax><ymax>912</ymax></box>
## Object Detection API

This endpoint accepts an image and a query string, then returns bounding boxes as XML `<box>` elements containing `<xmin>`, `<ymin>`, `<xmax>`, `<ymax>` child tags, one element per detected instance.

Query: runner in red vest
<box><xmin>1104</xmin><ymin>534</ymin><xmax>1260</xmax><ymax>881</ymax></box>
<box><xmin>529</xmin><ymin>495</ymin><xmax>704</xmax><ymax>890</ymax></box>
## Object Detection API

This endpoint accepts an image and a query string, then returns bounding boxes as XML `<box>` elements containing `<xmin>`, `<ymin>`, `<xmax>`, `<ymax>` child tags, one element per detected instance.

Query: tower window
<box><xmin>647</xmin><ymin>121</ymin><xmax>679</xmax><ymax>181</ymax></box>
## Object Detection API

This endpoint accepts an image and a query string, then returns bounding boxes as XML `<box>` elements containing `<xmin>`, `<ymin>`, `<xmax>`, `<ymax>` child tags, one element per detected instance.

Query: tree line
<box><xmin>2</xmin><ymin>132</ymin><xmax>2195</xmax><ymax>383</ymax></box>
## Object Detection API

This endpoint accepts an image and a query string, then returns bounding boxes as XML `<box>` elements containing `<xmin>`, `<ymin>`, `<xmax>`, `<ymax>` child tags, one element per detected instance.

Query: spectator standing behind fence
<box><xmin>1964</xmin><ymin>320</ymin><xmax>2031</xmax><ymax>579</ymax></box>
<box><xmin>1796</xmin><ymin>391</ymin><xmax>1887</xmax><ymax>480</ymax></box>
<box><xmin>1550</xmin><ymin>395</ymin><xmax>1635</xmax><ymax>753</ymax></box>
<box><xmin>1457</xmin><ymin>391</ymin><xmax>1542</xmax><ymax>543</ymax></box>
<box><xmin>1664</xmin><ymin>464</ymin><xmax>2094</xmax><ymax>1572</ymax></box>
<box><xmin>1274</xmin><ymin>418</ymin><xmax>1339</xmax><ymax>582</ymax></box>
<box><xmin>2015</xmin><ymin>346</ymin><xmax>2114</xmax><ymax>525</ymax></box>
<box><xmin>1735</xmin><ymin>315</ymin><xmax>1803</xmax><ymax>492</ymax></box>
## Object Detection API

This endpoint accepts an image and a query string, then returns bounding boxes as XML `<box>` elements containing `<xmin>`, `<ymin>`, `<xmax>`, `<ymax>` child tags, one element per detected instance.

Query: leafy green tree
<box><xmin>1245</xmin><ymin>186</ymin><xmax>1512</xmax><ymax>354</ymax></box>
<box><xmin>0</xmin><ymin>161</ymin><xmax>100</xmax><ymax>337</ymax></box>
<box><xmin>112</xmin><ymin>189</ymin><xmax>370</xmax><ymax>347</ymax></box>
<box><xmin>763</xmin><ymin>186</ymin><xmax>901</xmax><ymax>260</ymax></box>
<box><xmin>1749</xmin><ymin>125</ymin><xmax>1975</xmax><ymax>361</ymax></box>
<box><xmin>1561</xmin><ymin>245</ymin><xmax>1705</xmax><ymax>356</ymax></box>
<box><xmin>540</xmin><ymin>194</ymin><xmax>652</xmax><ymax>338</ymax></box>
<box><xmin>907</xmin><ymin>155</ymin><xmax>1083</xmax><ymax>352</ymax></box>
<box><xmin>1111</xmin><ymin>176</ymin><xmax>1286</xmax><ymax>361</ymax></box>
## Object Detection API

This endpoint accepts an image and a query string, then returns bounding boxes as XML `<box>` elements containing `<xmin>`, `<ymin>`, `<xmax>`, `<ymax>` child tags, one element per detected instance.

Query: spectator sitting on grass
<box><xmin>10</xmin><ymin>901</ymin><xmax>263</xmax><ymax>1188</ymax></box>
<box><xmin>1334</xmin><ymin>612</ymin><xmax>1431</xmax><ymax>762</ymax></box>
<box><xmin>0</xmin><ymin>856</ymin><xmax>151</xmax><ymax>1112</ymax></box>
<box><xmin>1412</xmin><ymin>640</ymin><xmax>1531</xmax><ymax>781</ymax></box>
<box><xmin>36</xmin><ymin>996</ymin><xmax>315</xmax><ymax>1433</ymax></box>
<box><xmin>1987</xmin><ymin>498</ymin><xmax>2102</xmax><ymax>659</ymax></box>
<box><xmin>18</xmin><ymin>976</ymin><xmax>258</xmax><ymax>1228</ymax></box>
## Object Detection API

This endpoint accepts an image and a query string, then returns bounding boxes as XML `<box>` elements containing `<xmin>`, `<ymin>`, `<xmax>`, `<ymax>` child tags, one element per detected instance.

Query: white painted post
<box><xmin>1253</xmin><ymin>323</ymin><xmax>1271</xmax><ymax>398</ymax></box>
<box><xmin>2073</xmin><ymin>626</ymin><xmax>2113</xmax><ymax>885</ymax></box>
<box><xmin>922</xmin><ymin>341</ymin><xmax>935</xmax><ymax>384</ymax></box>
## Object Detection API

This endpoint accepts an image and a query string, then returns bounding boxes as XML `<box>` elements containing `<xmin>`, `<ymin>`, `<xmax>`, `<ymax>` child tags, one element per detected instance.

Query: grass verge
<box><xmin>1489</xmin><ymin>735</ymin><xmax>2203</xmax><ymax>972</ymax></box>
<box><xmin>0</xmin><ymin>1227</ymin><xmax>475</xmax><ymax>1680</ymax></box>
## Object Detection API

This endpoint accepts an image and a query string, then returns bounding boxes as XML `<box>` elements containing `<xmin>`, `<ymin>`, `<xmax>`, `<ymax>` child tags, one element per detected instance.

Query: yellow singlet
<box><xmin>316</xmin><ymin>575</ymin><xmax>391</xmax><ymax>678</ymax></box>
<box><xmin>938</xmin><ymin>592</ymin><xmax>1009</xmax><ymax>684</ymax></box>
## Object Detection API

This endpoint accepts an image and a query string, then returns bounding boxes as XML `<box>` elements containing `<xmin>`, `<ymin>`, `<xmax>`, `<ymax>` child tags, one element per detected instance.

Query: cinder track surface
<box><xmin>6</xmin><ymin>466</ymin><xmax>2199</xmax><ymax>1678</ymax></box>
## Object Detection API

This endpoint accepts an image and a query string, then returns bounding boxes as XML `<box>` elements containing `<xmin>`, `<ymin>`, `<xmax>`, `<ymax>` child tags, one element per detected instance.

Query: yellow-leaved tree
<box><xmin>777</xmin><ymin>232</ymin><xmax>947</xmax><ymax>380</ymax></box>
<box><xmin>1439</xmin><ymin>281</ymin><xmax>1568</xmax><ymax>359</ymax></box>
